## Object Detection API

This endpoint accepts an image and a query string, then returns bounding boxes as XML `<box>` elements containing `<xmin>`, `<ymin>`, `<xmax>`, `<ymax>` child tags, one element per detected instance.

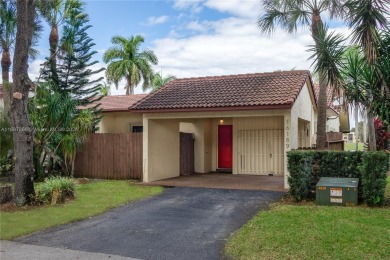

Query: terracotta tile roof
<box><xmin>131</xmin><ymin>70</ymin><xmax>313</xmax><ymax>112</ymax></box>
<box><xmin>90</xmin><ymin>94</ymin><xmax>148</xmax><ymax>112</ymax></box>
<box><xmin>313</xmin><ymin>84</ymin><xmax>339</xmax><ymax>114</ymax></box>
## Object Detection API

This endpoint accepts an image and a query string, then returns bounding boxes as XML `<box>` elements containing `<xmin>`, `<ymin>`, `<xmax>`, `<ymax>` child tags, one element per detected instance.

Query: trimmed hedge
<box><xmin>361</xmin><ymin>152</ymin><xmax>388</xmax><ymax>206</ymax></box>
<box><xmin>287</xmin><ymin>151</ymin><xmax>388</xmax><ymax>206</ymax></box>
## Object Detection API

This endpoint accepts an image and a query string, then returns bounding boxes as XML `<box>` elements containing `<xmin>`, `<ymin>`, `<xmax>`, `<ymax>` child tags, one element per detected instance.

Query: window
<box><xmin>132</xmin><ymin>125</ymin><xmax>143</xmax><ymax>133</ymax></box>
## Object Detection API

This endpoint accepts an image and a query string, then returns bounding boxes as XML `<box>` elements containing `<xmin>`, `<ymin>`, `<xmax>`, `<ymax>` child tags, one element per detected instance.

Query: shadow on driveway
<box><xmin>17</xmin><ymin>187</ymin><xmax>284</xmax><ymax>260</ymax></box>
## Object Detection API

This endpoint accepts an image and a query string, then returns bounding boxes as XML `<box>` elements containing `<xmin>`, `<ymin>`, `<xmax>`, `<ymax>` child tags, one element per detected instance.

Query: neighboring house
<box><xmin>343</xmin><ymin>132</ymin><xmax>358</xmax><ymax>143</ymax></box>
<box><xmin>313</xmin><ymin>84</ymin><xmax>350</xmax><ymax>133</ymax></box>
<box><xmin>96</xmin><ymin>94</ymin><xmax>148</xmax><ymax>133</ymax></box>
<box><xmin>128</xmin><ymin>70</ymin><xmax>318</xmax><ymax>188</ymax></box>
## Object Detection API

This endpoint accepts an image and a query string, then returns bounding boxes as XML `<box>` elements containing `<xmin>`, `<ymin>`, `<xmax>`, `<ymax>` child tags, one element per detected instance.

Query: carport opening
<box><xmin>179</xmin><ymin>122</ymin><xmax>195</xmax><ymax>176</ymax></box>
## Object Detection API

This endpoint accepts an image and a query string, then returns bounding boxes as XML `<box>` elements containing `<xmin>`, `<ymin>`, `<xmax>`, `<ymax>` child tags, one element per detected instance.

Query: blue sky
<box><xmin>30</xmin><ymin>0</ymin><xmax>351</xmax><ymax>95</ymax></box>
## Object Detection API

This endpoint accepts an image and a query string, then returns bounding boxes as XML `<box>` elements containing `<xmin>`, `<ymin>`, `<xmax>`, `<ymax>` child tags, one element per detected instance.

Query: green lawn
<box><xmin>0</xmin><ymin>181</ymin><xmax>163</xmax><ymax>240</ymax></box>
<box><xmin>344</xmin><ymin>142</ymin><xmax>365</xmax><ymax>151</ymax></box>
<box><xmin>225</xmin><ymin>177</ymin><xmax>390</xmax><ymax>260</ymax></box>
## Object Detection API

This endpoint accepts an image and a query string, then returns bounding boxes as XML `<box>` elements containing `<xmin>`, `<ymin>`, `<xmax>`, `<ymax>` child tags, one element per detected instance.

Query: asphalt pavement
<box><xmin>16</xmin><ymin>187</ymin><xmax>284</xmax><ymax>260</ymax></box>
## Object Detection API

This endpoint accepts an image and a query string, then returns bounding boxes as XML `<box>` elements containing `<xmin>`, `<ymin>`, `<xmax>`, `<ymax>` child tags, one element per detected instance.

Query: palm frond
<box><xmin>308</xmin><ymin>23</ymin><xmax>346</xmax><ymax>90</ymax></box>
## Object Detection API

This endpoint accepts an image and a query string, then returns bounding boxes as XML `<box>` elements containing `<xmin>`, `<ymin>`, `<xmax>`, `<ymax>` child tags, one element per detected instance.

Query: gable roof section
<box><xmin>131</xmin><ymin>70</ymin><xmax>314</xmax><ymax>112</ymax></box>
<box><xmin>94</xmin><ymin>94</ymin><xmax>148</xmax><ymax>112</ymax></box>
<box><xmin>313</xmin><ymin>84</ymin><xmax>339</xmax><ymax>114</ymax></box>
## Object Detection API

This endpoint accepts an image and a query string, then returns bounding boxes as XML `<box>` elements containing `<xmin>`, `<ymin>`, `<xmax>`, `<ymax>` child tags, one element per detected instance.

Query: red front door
<box><xmin>218</xmin><ymin>125</ymin><xmax>233</xmax><ymax>169</ymax></box>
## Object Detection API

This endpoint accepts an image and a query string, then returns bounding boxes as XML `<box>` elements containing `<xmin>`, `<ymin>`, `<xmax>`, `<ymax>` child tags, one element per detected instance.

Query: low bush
<box><xmin>287</xmin><ymin>150</ymin><xmax>388</xmax><ymax>206</ymax></box>
<box><xmin>32</xmin><ymin>177</ymin><xmax>76</xmax><ymax>205</ymax></box>
<box><xmin>361</xmin><ymin>152</ymin><xmax>388</xmax><ymax>206</ymax></box>
<box><xmin>287</xmin><ymin>151</ymin><xmax>314</xmax><ymax>201</ymax></box>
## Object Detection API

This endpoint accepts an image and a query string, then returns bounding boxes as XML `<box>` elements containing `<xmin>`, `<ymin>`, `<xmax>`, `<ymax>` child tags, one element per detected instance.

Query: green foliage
<box><xmin>31</xmin><ymin>1</ymin><xmax>103</xmax><ymax>178</ymax></box>
<box><xmin>33</xmin><ymin>176</ymin><xmax>76</xmax><ymax>204</ymax></box>
<box><xmin>151</xmin><ymin>73</ymin><xmax>176</xmax><ymax>91</ymax></box>
<box><xmin>0</xmin><ymin>112</ymin><xmax>12</xmax><ymax>159</ymax></box>
<box><xmin>103</xmin><ymin>35</ymin><xmax>158</xmax><ymax>94</ymax></box>
<box><xmin>57</xmin><ymin>1</ymin><xmax>104</xmax><ymax>111</ymax></box>
<box><xmin>287</xmin><ymin>151</ymin><xmax>314</xmax><ymax>202</ymax></box>
<box><xmin>361</xmin><ymin>152</ymin><xmax>388</xmax><ymax>206</ymax></box>
<box><xmin>287</xmin><ymin>150</ymin><xmax>388</xmax><ymax>206</ymax></box>
<box><xmin>0</xmin><ymin>156</ymin><xmax>13</xmax><ymax>177</ymax></box>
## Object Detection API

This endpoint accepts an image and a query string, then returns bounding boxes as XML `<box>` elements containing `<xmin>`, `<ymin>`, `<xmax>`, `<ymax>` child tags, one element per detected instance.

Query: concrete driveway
<box><xmin>17</xmin><ymin>187</ymin><xmax>284</xmax><ymax>260</ymax></box>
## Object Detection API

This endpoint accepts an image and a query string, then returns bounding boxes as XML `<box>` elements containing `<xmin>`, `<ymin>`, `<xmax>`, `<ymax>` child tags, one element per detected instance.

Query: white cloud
<box><xmin>186</xmin><ymin>20</ymin><xmax>211</xmax><ymax>33</ymax></box>
<box><xmin>204</xmin><ymin>0</ymin><xmax>262</xmax><ymax>18</ymax></box>
<box><xmin>146</xmin><ymin>15</ymin><xmax>169</xmax><ymax>26</ymax></box>
<box><xmin>173</xmin><ymin>0</ymin><xmax>204</xmax><ymax>14</ymax></box>
<box><xmin>152</xmin><ymin>15</ymin><xmax>350</xmax><ymax>80</ymax></box>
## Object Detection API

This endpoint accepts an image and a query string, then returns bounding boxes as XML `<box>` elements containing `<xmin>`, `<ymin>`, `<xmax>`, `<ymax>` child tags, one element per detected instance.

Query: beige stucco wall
<box><xmin>143</xmin><ymin>118</ymin><xmax>180</xmax><ymax>182</ymax></box>
<box><xmin>327</xmin><ymin>117</ymin><xmax>340</xmax><ymax>132</ymax></box>
<box><xmin>97</xmin><ymin>112</ymin><xmax>143</xmax><ymax>133</ymax></box>
<box><xmin>291</xmin><ymin>82</ymin><xmax>317</xmax><ymax>149</ymax></box>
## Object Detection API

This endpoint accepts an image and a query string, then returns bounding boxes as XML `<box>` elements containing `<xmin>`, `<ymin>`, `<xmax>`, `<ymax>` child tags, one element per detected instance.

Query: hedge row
<box><xmin>287</xmin><ymin>151</ymin><xmax>389</xmax><ymax>206</ymax></box>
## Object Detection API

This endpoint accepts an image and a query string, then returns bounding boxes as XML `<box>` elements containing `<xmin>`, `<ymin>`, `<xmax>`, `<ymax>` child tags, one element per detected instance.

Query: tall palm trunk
<box><xmin>317</xmin><ymin>71</ymin><xmax>328</xmax><ymax>149</ymax></box>
<box><xmin>1</xmin><ymin>47</ymin><xmax>11</xmax><ymax>117</ymax></box>
<box><xmin>367</xmin><ymin>114</ymin><xmax>376</xmax><ymax>150</ymax></box>
<box><xmin>11</xmin><ymin>0</ymin><xmax>36</xmax><ymax>205</ymax></box>
<box><xmin>363</xmin><ymin>109</ymin><xmax>367</xmax><ymax>144</ymax></box>
<box><xmin>49</xmin><ymin>23</ymin><xmax>59</xmax><ymax>84</ymax></box>
<box><xmin>126</xmin><ymin>76</ymin><xmax>133</xmax><ymax>95</ymax></box>
<box><xmin>312</xmin><ymin>10</ymin><xmax>327</xmax><ymax>150</ymax></box>
<box><xmin>354</xmin><ymin>104</ymin><xmax>359</xmax><ymax>150</ymax></box>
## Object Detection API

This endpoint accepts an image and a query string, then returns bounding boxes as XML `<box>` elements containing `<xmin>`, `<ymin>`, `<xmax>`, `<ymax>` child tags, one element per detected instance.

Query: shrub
<box><xmin>287</xmin><ymin>151</ymin><xmax>314</xmax><ymax>201</ymax></box>
<box><xmin>32</xmin><ymin>177</ymin><xmax>76</xmax><ymax>204</ymax></box>
<box><xmin>361</xmin><ymin>152</ymin><xmax>388</xmax><ymax>206</ymax></box>
<box><xmin>287</xmin><ymin>150</ymin><xmax>388</xmax><ymax>206</ymax></box>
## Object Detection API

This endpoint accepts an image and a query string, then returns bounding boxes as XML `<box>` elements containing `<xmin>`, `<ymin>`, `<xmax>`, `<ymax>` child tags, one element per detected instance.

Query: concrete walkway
<box><xmin>144</xmin><ymin>173</ymin><xmax>286</xmax><ymax>192</ymax></box>
<box><xmin>0</xmin><ymin>240</ymin><xmax>139</xmax><ymax>260</ymax></box>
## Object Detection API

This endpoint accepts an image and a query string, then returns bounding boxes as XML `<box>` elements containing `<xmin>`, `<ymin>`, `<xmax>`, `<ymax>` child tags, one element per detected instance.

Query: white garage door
<box><xmin>238</xmin><ymin>129</ymin><xmax>284</xmax><ymax>175</ymax></box>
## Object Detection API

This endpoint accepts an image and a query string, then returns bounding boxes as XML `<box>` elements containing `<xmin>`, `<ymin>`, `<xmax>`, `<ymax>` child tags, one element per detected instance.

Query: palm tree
<box><xmin>341</xmin><ymin>47</ymin><xmax>366</xmax><ymax>150</ymax></box>
<box><xmin>151</xmin><ymin>72</ymin><xmax>176</xmax><ymax>91</ymax></box>
<box><xmin>60</xmin><ymin>108</ymin><xmax>94</xmax><ymax>177</ymax></box>
<box><xmin>0</xmin><ymin>0</ymin><xmax>16</xmax><ymax>118</ymax></box>
<box><xmin>0</xmin><ymin>0</ymin><xmax>41</xmax><ymax>118</ymax></box>
<box><xmin>344</xmin><ymin>0</ymin><xmax>389</xmax><ymax>151</ymax></box>
<box><xmin>37</xmin><ymin>0</ymin><xmax>76</xmax><ymax>83</ymax></box>
<box><xmin>103</xmin><ymin>35</ymin><xmax>158</xmax><ymax>95</ymax></box>
<box><xmin>258</xmin><ymin>0</ymin><xmax>346</xmax><ymax>149</ymax></box>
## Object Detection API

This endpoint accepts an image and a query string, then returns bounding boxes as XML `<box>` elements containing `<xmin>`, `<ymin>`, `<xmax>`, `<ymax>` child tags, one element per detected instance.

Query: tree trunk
<box><xmin>316</xmin><ymin>71</ymin><xmax>328</xmax><ymax>149</ymax></box>
<box><xmin>1</xmin><ymin>47</ymin><xmax>11</xmax><ymax>118</ymax></box>
<box><xmin>311</xmin><ymin>10</ymin><xmax>327</xmax><ymax>149</ymax></box>
<box><xmin>49</xmin><ymin>24</ymin><xmax>59</xmax><ymax>84</ymax></box>
<box><xmin>367</xmin><ymin>114</ymin><xmax>376</xmax><ymax>151</ymax></box>
<box><xmin>11</xmin><ymin>0</ymin><xmax>36</xmax><ymax>206</ymax></box>
<box><xmin>126</xmin><ymin>76</ymin><xmax>133</xmax><ymax>95</ymax></box>
<box><xmin>354</xmin><ymin>104</ymin><xmax>359</xmax><ymax>150</ymax></box>
<box><xmin>363</xmin><ymin>109</ymin><xmax>367</xmax><ymax>144</ymax></box>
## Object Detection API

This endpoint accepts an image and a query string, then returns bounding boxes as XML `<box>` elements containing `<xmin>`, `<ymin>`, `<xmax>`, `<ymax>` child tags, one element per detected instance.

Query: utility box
<box><xmin>316</xmin><ymin>177</ymin><xmax>359</xmax><ymax>206</ymax></box>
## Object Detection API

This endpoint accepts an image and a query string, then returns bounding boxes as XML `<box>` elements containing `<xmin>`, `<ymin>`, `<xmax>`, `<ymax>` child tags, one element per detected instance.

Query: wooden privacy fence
<box><xmin>75</xmin><ymin>133</ymin><xmax>143</xmax><ymax>180</ymax></box>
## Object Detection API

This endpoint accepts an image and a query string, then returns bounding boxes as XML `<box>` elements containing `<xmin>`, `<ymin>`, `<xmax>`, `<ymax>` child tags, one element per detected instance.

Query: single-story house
<box><xmin>96</xmin><ymin>94</ymin><xmax>148</xmax><ymax>133</ymax></box>
<box><xmin>93</xmin><ymin>70</ymin><xmax>352</xmax><ymax>188</ymax></box>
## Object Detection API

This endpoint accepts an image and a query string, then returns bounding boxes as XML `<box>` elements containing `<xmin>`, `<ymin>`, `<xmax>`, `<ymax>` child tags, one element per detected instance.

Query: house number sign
<box><xmin>285</xmin><ymin>118</ymin><xmax>290</xmax><ymax>149</ymax></box>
